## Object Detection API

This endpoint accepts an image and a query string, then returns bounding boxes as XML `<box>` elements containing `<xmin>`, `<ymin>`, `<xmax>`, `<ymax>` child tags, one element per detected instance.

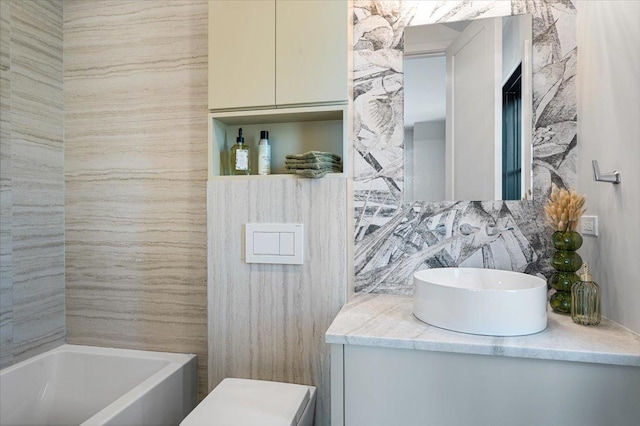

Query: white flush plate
<box><xmin>245</xmin><ymin>223</ymin><xmax>304</xmax><ymax>265</ymax></box>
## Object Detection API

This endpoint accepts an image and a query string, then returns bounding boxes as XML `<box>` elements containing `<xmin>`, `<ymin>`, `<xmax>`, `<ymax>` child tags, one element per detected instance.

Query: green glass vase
<box><xmin>548</xmin><ymin>231</ymin><xmax>583</xmax><ymax>314</ymax></box>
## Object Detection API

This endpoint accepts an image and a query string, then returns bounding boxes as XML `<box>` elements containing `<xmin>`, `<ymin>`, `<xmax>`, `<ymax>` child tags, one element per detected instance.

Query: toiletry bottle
<box><xmin>571</xmin><ymin>263</ymin><xmax>601</xmax><ymax>326</ymax></box>
<box><xmin>230</xmin><ymin>128</ymin><xmax>250</xmax><ymax>175</ymax></box>
<box><xmin>258</xmin><ymin>130</ymin><xmax>271</xmax><ymax>175</ymax></box>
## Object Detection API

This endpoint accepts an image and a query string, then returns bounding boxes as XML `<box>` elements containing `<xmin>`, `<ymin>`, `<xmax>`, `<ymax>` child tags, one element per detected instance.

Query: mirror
<box><xmin>404</xmin><ymin>14</ymin><xmax>533</xmax><ymax>202</ymax></box>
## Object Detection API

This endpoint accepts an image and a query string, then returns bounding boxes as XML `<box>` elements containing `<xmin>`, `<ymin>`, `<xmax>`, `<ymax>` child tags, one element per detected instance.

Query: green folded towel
<box><xmin>284</xmin><ymin>159</ymin><xmax>342</xmax><ymax>170</ymax></box>
<box><xmin>284</xmin><ymin>151</ymin><xmax>343</xmax><ymax>177</ymax></box>
<box><xmin>288</xmin><ymin>168</ymin><xmax>338</xmax><ymax>178</ymax></box>
<box><xmin>285</xmin><ymin>151</ymin><xmax>342</xmax><ymax>163</ymax></box>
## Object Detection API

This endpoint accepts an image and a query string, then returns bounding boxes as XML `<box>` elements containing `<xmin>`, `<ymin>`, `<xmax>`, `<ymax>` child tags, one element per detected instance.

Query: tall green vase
<box><xmin>548</xmin><ymin>231</ymin><xmax>583</xmax><ymax>314</ymax></box>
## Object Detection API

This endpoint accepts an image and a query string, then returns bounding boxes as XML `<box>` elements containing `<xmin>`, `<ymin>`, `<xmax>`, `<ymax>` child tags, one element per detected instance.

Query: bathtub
<box><xmin>0</xmin><ymin>344</ymin><xmax>197</xmax><ymax>426</ymax></box>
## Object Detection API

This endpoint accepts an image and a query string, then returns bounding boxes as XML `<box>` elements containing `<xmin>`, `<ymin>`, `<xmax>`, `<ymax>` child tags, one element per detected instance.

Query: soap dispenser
<box><xmin>571</xmin><ymin>263</ymin><xmax>601</xmax><ymax>326</ymax></box>
<box><xmin>257</xmin><ymin>130</ymin><xmax>271</xmax><ymax>175</ymax></box>
<box><xmin>230</xmin><ymin>128</ymin><xmax>250</xmax><ymax>175</ymax></box>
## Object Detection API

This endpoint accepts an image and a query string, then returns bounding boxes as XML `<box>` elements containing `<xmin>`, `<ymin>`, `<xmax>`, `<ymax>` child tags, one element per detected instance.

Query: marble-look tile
<box><xmin>326</xmin><ymin>294</ymin><xmax>640</xmax><ymax>367</ymax></box>
<box><xmin>353</xmin><ymin>0</ymin><xmax>578</xmax><ymax>294</ymax></box>
<box><xmin>208</xmin><ymin>177</ymin><xmax>348</xmax><ymax>426</ymax></box>
<box><xmin>63</xmin><ymin>0</ymin><xmax>209</xmax><ymax>398</ymax></box>
<box><xmin>3</xmin><ymin>0</ymin><xmax>65</xmax><ymax>364</ymax></box>
<box><xmin>0</xmin><ymin>0</ymin><xmax>13</xmax><ymax>369</ymax></box>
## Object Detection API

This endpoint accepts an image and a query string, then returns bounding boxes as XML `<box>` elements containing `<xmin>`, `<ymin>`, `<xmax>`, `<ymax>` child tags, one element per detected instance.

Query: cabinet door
<box><xmin>275</xmin><ymin>0</ymin><xmax>347</xmax><ymax>106</ymax></box>
<box><xmin>209</xmin><ymin>0</ymin><xmax>276</xmax><ymax>110</ymax></box>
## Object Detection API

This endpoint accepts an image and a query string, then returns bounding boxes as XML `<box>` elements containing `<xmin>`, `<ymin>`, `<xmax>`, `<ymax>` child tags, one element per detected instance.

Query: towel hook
<box><xmin>592</xmin><ymin>160</ymin><xmax>621</xmax><ymax>184</ymax></box>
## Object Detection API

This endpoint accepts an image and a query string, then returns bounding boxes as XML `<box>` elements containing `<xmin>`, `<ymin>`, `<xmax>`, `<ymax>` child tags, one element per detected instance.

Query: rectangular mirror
<box><xmin>404</xmin><ymin>14</ymin><xmax>533</xmax><ymax>202</ymax></box>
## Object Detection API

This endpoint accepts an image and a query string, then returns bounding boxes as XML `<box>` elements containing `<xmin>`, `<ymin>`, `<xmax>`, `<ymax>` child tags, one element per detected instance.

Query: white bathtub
<box><xmin>0</xmin><ymin>344</ymin><xmax>197</xmax><ymax>426</ymax></box>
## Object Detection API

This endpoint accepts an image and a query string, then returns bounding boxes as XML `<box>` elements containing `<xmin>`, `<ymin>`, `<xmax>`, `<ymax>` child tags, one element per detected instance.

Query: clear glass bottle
<box><xmin>571</xmin><ymin>263</ymin><xmax>601</xmax><ymax>326</ymax></box>
<box><xmin>229</xmin><ymin>128</ymin><xmax>250</xmax><ymax>175</ymax></box>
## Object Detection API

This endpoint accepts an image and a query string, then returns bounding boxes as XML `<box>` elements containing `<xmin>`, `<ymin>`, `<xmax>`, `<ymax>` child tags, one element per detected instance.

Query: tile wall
<box><xmin>208</xmin><ymin>177</ymin><xmax>348</xmax><ymax>426</ymax></box>
<box><xmin>63</xmin><ymin>0</ymin><xmax>209</xmax><ymax>397</ymax></box>
<box><xmin>0</xmin><ymin>0</ymin><xmax>65</xmax><ymax>369</ymax></box>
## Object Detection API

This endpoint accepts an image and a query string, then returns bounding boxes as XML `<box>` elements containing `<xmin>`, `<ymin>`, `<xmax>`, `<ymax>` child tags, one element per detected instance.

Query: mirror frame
<box><xmin>353</xmin><ymin>0</ymin><xmax>577</xmax><ymax>293</ymax></box>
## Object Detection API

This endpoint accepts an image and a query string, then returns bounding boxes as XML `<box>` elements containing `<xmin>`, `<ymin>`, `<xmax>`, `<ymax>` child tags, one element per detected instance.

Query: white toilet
<box><xmin>180</xmin><ymin>378</ymin><xmax>316</xmax><ymax>426</ymax></box>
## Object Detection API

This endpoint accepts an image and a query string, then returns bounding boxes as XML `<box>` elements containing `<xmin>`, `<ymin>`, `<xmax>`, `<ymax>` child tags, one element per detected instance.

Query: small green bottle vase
<box><xmin>548</xmin><ymin>231</ymin><xmax>583</xmax><ymax>314</ymax></box>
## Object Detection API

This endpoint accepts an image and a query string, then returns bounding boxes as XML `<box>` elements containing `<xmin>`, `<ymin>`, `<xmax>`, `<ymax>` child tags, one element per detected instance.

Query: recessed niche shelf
<box><xmin>208</xmin><ymin>104</ymin><xmax>348</xmax><ymax>179</ymax></box>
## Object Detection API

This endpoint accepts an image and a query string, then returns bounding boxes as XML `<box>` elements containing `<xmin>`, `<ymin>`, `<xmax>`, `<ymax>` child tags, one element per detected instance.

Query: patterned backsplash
<box><xmin>353</xmin><ymin>0</ymin><xmax>577</xmax><ymax>294</ymax></box>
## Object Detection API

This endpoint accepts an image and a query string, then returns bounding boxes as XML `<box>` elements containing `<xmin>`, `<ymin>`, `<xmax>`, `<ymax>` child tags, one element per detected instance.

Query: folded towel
<box><xmin>284</xmin><ymin>159</ymin><xmax>342</xmax><ymax>170</ymax></box>
<box><xmin>285</xmin><ymin>151</ymin><xmax>342</xmax><ymax>163</ymax></box>
<box><xmin>286</xmin><ymin>164</ymin><xmax>342</xmax><ymax>172</ymax></box>
<box><xmin>284</xmin><ymin>151</ymin><xmax>343</xmax><ymax>177</ymax></box>
<box><xmin>288</xmin><ymin>168</ymin><xmax>338</xmax><ymax>178</ymax></box>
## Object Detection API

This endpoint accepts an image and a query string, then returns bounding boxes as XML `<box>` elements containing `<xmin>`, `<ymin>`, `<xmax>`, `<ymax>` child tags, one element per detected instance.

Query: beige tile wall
<box><xmin>5</xmin><ymin>3</ymin><xmax>347</xmax><ymax>419</ymax></box>
<box><xmin>64</xmin><ymin>0</ymin><xmax>209</xmax><ymax>397</ymax></box>
<box><xmin>0</xmin><ymin>0</ymin><xmax>13</xmax><ymax>368</ymax></box>
<box><xmin>0</xmin><ymin>0</ymin><xmax>65</xmax><ymax>369</ymax></box>
<box><xmin>208</xmin><ymin>177</ymin><xmax>348</xmax><ymax>426</ymax></box>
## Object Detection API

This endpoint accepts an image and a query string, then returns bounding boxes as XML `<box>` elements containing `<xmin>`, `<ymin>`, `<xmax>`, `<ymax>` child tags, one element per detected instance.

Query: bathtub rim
<box><xmin>0</xmin><ymin>343</ymin><xmax>197</xmax><ymax>426</ymax></box>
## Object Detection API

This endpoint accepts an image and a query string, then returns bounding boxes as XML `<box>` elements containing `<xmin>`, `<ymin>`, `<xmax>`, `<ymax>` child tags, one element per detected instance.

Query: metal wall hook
<box><xmin>592</xmin><ymin>160</ymin><xmax>621</xmax><ymax>184</ymax></box>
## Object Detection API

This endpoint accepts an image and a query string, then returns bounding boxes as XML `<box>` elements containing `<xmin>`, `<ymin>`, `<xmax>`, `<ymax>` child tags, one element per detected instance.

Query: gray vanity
<box><xmin>326</xmin><ymin>294</ymin><xmax>640</xmax><ymax>426</ymax></box>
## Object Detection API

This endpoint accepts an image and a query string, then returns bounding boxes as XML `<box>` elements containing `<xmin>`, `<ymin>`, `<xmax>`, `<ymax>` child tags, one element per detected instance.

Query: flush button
<box><xmin>279</xmin><ymin>232</ymin><xmax>295</xmax><ymax>256</ymax></box>
<box><xmin>253</xmin><ymin>232</ymin><xmax>280</xmax><ymax>255</ymax></box>
<box><xmin>245</xmin><ymin>223</ymin><xmax>304</xmax><ymax>264</ymax></box>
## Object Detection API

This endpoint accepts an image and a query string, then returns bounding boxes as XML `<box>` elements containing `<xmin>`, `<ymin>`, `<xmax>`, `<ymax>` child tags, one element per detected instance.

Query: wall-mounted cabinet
<box><xmin>209</xmin><ymin>104</ymin><xmax>348</xmax><ymax>179</ymax></box>
<box><xmin>208</xmin><ymin>0</ymin><xmax>348</xmax><ymax>110</ymax></box>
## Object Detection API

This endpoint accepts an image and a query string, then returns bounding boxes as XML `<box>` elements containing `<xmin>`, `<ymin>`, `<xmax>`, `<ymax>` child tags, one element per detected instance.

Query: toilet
<box><xmin>180</xmin><ymin>378</ymin><xmax>316</xmax><ymax>426</ymax></box>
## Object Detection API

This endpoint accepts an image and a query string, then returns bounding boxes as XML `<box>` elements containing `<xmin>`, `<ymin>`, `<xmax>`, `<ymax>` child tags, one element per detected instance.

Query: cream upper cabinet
<box><xmin>209</xmin><ymin>0</ymin><xmax>276</xmax><ymax>110</ymax></box>
<box><xmin>275</xmin><ymin>0</ymin><xmax>347</xmax><ymax>106</ymax></box>
<box><xmin>208</xmin><ymin>0</ymin><xmax>347</xmax><ymax>111</ymax></box>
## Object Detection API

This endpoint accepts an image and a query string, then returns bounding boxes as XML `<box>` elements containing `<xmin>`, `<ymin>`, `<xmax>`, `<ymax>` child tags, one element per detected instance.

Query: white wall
<box><xmin>404</xmin><ymin>127</ymin><xmax>414</xmax><ymax>201</ymax></box>
<box><xmin>577</xmin><ymin>1</ymin><xmax>640</xmax><ymax>333</ymax></box>
<box><xmin>403</xmin><ymin>54</ymin><xmax>447</xmax><ymax>126</ymax></box>
<box><xmin>501</xmin><ymin>14</ymin><xmax>529</xmax><ymax>83</ymax></box>
<box><xmin>413</xmin><ymin>120</ymin><xmax>445</xmax><ymax>201</ymax></box>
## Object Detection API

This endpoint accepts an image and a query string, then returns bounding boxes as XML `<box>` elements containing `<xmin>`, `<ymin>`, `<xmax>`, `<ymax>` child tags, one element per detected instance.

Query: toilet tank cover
<box><xmin>180</xmin><ymin>378</ymin><xmax>313</xmax><ymax>426</ymax></box>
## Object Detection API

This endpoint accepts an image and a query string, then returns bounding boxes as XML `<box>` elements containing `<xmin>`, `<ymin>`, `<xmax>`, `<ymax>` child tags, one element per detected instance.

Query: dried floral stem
<box><xmin>544</xmin><ymin>184</ymin><xmax>586</xmax><ymax>232</ymax></box>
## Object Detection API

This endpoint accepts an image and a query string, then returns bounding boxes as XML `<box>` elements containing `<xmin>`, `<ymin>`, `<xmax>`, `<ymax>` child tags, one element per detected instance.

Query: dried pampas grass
<box><xmin>544</xmin><ymin>183</ymin><xmax>586</xmax><ymax>232</ymax></box>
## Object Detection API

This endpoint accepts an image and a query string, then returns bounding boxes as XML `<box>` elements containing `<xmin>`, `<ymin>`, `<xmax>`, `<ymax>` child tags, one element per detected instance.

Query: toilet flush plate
<box><xmin>245</xmin><ymin>223</ymin><xmax>304</xmax><ymax>265</ymax></box>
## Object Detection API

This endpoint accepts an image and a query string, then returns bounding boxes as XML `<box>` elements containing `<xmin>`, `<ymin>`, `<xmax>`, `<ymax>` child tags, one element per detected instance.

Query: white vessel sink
<box><xmin>413</xmin><ymin>268</ymin><xmax>547</xmax><ymax>336</ymax></box>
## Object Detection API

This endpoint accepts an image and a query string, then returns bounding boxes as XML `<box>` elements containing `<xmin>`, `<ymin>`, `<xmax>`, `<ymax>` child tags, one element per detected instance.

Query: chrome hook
<box><xmin>592</xmin><ymin>160</ymin><xmax>621</xmax><ymax>184</ymax></box>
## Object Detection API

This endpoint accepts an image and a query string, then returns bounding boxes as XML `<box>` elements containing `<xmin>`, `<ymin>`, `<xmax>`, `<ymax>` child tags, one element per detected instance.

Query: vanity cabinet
<box><xmin>327</xmin><ymin>295</ymin><xmax>640</xmax><ymax>426</ymax></box>
<box><xmin>331</xmin><ymin>344</ymin><xmax>640</xmax><ymax>426</ymax></box>
<box><xmin>208</xmin><ymin>0</ymin><xmax>347</xmax><ymax>111</ymax></box>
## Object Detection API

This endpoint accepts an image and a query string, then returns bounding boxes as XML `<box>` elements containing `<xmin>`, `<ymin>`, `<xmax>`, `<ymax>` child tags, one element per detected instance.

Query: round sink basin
<box><xmin>413</xmin><ymin>268</ymin><xmax>547</xmax><ymax>336</ymax></box>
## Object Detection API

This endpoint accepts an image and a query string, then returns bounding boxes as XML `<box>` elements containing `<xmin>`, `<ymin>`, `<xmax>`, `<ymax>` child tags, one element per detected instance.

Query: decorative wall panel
<box><xmin>208</xmin><ymin>177</ymin><xmax>348</xmax><ymax>426</ymax></box>
<box><xmin>0</xmin><ymin>0</ymin><xmax>65</xmax><ymax>368</ymax></box>
<box><xmin>64</xmin><ymin>0</ymin><xmax>209</xmax><ymax>398</ymax></box>
<box><xmin>353</xmin><ymin>0</ymin><xmax>577</xmax><ymax>293</ymax></box>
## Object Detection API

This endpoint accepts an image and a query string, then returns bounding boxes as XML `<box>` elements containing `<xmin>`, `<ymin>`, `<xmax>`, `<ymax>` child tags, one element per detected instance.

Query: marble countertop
<box><xmin>325</xmin><ymin>294</ymin><xmax>640</xmax><ymax>367</ymax></box>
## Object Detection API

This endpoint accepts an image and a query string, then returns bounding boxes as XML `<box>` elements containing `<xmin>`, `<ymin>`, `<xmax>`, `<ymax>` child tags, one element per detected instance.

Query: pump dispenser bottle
<box><xmin>230</xmin><ymin>128</ymin><xmax>250</xmax><ymax>175</ymax></box>
<box><xmin>258</xmin><ymin>130</ymin><xmax>271</xmax><ymax>175</ymax></box>
<box><xmin>571</xmin><ymin>263</ymin><xmax>601</xmax><ymax>326</ymax></box>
